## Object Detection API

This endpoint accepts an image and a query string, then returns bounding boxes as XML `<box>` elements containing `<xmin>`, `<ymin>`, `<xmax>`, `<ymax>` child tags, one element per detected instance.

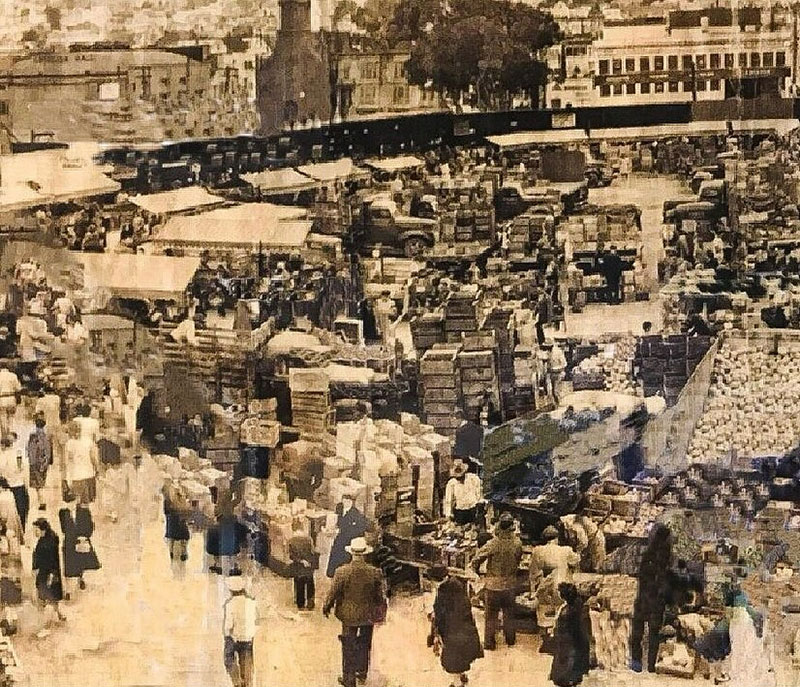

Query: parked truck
<box><xmin>351</xmin><ymin>195</ymin><xmax>437</xmax><ymax>257</ymax></box>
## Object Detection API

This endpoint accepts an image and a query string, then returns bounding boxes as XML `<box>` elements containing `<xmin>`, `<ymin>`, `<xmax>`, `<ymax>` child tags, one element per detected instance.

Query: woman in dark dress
<box><xmin>549</xmin><ymin>583</ymin><xmax>591</xmax><ymax>687</ymax></box>
<box><xmin>163</xmin><ymin>479</ymin><xmax>191</xmax><ymax>571</ymax></box>
<box><xmin>32</xmin><ymin>518</ymin><xmax>65</xmax><ymax>629</ymax></box>
<box><xmin>427</xmin><ymin>565</ymin><xmax>483</xmax><ymax>687</ymax></box>
<box><xmin>58</xmin><ymin>504</ymin><xmax>101</xmax><ymax>595</ymax></box>
<box><xmin>326</xmin><ymin>494</ymin><xmax>368</xmax><ymax>578</ymax></box>
<box><xmin>206</xmin><ymin>486</ymin><xmax>241</xmax><ymax>574</ymax></box>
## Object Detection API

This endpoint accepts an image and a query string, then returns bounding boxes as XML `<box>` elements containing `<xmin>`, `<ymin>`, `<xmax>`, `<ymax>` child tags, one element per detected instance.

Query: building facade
<box><xmin>546</xmin><ymin>7</ymin><xmax>796</xmax><ymax>111</ymax></box>
<box><xmin>256</xmin><ymin>0</ymin><xmax>332</xmax><ymax>135</ymax></box>
<box><xmin>0</xmin><ymin>47</ymin><xmax>257</xmax><ymax>143</ymax></box>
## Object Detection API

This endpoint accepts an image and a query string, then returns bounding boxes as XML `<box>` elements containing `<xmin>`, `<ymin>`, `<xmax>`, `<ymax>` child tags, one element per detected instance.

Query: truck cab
<box><xmin>354</xmin><ymin>196</ymin><xmax>437</xmax><ymax>257</ymax></box>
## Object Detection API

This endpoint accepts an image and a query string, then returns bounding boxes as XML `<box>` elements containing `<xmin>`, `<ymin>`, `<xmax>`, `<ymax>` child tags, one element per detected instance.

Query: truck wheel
<box><xmin>404</xmin><ymin>238</ymin><xmax>427</xmax><ymax>258</ymax></box>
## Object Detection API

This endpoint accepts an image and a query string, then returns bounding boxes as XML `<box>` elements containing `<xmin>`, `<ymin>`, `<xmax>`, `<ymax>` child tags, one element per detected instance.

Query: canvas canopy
<box><xmin>79</xmin><ymin>253</ymin><xmax>200</xmax><ymax>300</ymax></box>
<box><xmin>128</xmin><ymin>187</ymin><xmax>223</xmax><ymax>215</ymax></box>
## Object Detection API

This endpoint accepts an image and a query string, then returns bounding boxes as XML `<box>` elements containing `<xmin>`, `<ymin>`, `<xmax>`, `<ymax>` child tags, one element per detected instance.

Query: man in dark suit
<box><xmin>601</xmin><ymin>245</ymin><xmax>625</xmax><ymax>304</ymax></box>
<box><xmin>323</xmin><ymin>537</ymin><xmax>387</xmax><ymax>687</ymax></box>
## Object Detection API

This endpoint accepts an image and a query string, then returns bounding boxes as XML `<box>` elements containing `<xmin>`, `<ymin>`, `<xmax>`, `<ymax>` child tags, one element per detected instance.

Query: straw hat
<box><xmin>226</xmin><ymin>575</ymin><xmax>246</xmax><ymax>593</ymax></box>
<box><xmin>345</xmin><ymin>537</ymin><xmax>373</xmax><ymax>556</ymax></box>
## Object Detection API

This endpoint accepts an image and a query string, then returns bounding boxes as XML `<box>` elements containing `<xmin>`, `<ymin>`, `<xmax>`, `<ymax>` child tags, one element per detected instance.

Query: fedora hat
<box><xmin>345</xmin><ymin>537</ymin><xmax>373</xmax><ymax>556</ymax></box>
<box><xmin>450</xmin><ymin>458</ymin><xmax>468</xmax><ymax>478</ymax></box>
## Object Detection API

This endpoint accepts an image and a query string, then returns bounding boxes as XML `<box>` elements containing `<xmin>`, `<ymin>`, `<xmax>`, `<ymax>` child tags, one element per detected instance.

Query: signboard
<box><xmin>552</xmin><ymin>111</ymin><xmax>577</xmax><ymax>129</ymax></box>
<box><xmin>594</xmin><ymin>66</ymin><xmax>790</xmax><ymax>86</ymax></box>
<box><xmin>98</xmin><ymin>82</ymin><xmax>120</xmax><ymax>101</ymax></box>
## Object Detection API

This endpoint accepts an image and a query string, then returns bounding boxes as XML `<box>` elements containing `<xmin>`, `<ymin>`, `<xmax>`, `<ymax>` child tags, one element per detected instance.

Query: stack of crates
<box><xmin>419</xmin><ymin>346</ymin><xmax>462</xmax><ymax>435</ymax></box>
<box><xmin>444</xmin><ymin>291</ymin><xmax>479</xmax><ymax>342</ymax></box>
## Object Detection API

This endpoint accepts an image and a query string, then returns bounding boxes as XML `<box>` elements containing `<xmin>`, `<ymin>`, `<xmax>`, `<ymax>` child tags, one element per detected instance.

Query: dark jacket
<box><xmin>59</xmin><ymin>506</ymin><xmax>101</xmax><ymax>578</ymax></box>
<box><xmin>602</xmin><ymin>253</ymin><xmax>624</xmax><ymax>284</ymax></box>
<box><xmin>323</xmin><ymin>558</ymin><xmax>386</xmax><ymax>627</ymax></box>
<box><xmin>326</xmin><ymin>506</ymin><xmax>368</xmax><ymax>578</ymax></box>
<box><xmin>472</xmin><ymin>528</ymin><xmax>523</xmax><ymax>591</ymax></box>
<box><xmin>33</xmin><ymin>531</ymin><xmax>63</xmax><ymax>602</ymax></box>
<box><xmin>288</xmin><ymin>532</ymin><xmax>317</xmax><ymax>579</ymax></box>
<box><xmin>432</xmin><ymin>577</ymin><xmax>484</xmax><ymax>675</ymax></box>
<box><xmin>550</xmin><ymin>594</ymin><xmax>591</xmax><ymax>687</ymax></box>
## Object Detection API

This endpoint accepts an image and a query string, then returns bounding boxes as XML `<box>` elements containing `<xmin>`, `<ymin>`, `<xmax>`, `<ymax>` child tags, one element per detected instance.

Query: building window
<box><xmin>393</xmin><ymin>62</ymin><xmax>405</xmax><ymax>79</ymax></box>
<box><xmin>598</xmin><ymin>59</ymin><xmax>609</xmax><ymax>75</ymax></box>
<box><xmin>739</xmin><ymin>53</ymin><xmax>747</xmax><ymax>67</ymax></box>
<box><xmin>361</xmin><ymin>62</ymin><xmax>379</xmax><ymax>80</ymax></box>
<box><xmin>655</xmin><ymin>82</ymin><xmax>664</xmax><ymax>93</ymax></box>
<box><xmin>612</xmin><ymin>59</ymin><xmax>622</xmax><ymax>74</ymax></box>
<box><xmin>0</xmin><ymin>101</ymin><xmax>7</xmax><ymax>116</ymax></box>
<box><xmin>612</xmin><ymin>83</ymin><xmax>623</xmax><ymax>95</ymax></box>
<box><xmin>668</xmin><ymin>81</ymin><xmax>679</xmax><ymax>92</ymax></box>
<box><xmin>600</xmin><ymin>84</ymin><xmax>611</xmax><ymax>97</ymax></box>
<box><xmin>682</xmin><ymin>55</ymin><xmax>693</xmax><ymax>70</ymax></box>
<box><xmin>683</xmin><ymin>81</ymin><xmax>693</xmax><ymax>92</ymax></box>
<box><xmin>763</xmin><ymin>52</ymin><xmax>774</xmax><ymax>68</ymax></box>
<box><xmin>710</xmin><ymin>53</ymin><xmax>720</xmax><ymax>69</ymax></box>
<box><xmin>640</xmin><ymin>56</ymin><xmax>650</xmax><ymax>72</ymax></box>
<box><xmin>710</xmin><ymin>79</ymin><xmax>721</xmax><ymax>91</ymax></box>
<box><xmin>696</xmin><ymin>54</ymin><xmax>706</xmax><ymax>69</ymax></box>
<box><xmin>654</xmin><ymin>56</ymin><xmax>664</xmax><ymax>71</ymax></box>
<box><xmin>751</xmin><ymin>52</ymin><xmax>760</xmax><ymax>68</ymax></box>
<box><xmin>725</xmin><ymin>53</ymin><xmax>734</xmax><ymax>69</ymax></box>
<box><xmin>777</xmin><ymin>51</ymin><xmax>786</xmax><ymax>67</ymax></box>
<box><xmin>625</xmin><ymin>58</ymin><xmax>636</xmax><ymax>72</ymax></box>
<box><xmin>668</xmin><ymin>55</ymin><xmax>678</xmax><ymax>71</ymax></box>
<box><xmin>393</xmin><ymin>85</ymin><xmax>407</xmax><ymax>103</ymax></box>
<box><xmin>697</xmin><ymin>80</ymin><xmax>707</xmax><ymax>92</ymax></box>
<box><xmin>361</xmin><ymin>85</ymin><xmax>377</xmax><ymax>104</ymax></box>
<box><xmin>640</xmin><ymin>82</ymin><xmax>650</xmax><ymax>94</ymax></box>
<box><xmin>626</xmin><ymin>83</ymin><xmax>636</xmax><ymax>94</ymax></box>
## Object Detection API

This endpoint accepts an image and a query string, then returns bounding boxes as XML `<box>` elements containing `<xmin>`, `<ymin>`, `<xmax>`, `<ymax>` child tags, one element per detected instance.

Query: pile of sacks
<box><xmin>688</xmin><ymin>343</ymin><xmax>800</xmax><ymax>462</ymax></box>
<box><xmin>152</xmin><ymin>448</ymin><xmax>229</xmax><ymax>520</ymax></box>
<box><xmin>573</xmin><ymin>338</ymin><xmax>638</xmax><ymax>395</ymax></box>
<box><xmin>319</xmin><ymin>414</ymin><xmax>450</xmax><ymax>520</ymax></box>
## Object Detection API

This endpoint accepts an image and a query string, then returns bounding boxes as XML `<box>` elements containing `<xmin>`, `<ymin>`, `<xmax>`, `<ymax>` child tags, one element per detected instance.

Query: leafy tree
<box><xmin>396</xmin><ymin>0</ymin><xmax>561</xmax><ymax>109</ymax></box>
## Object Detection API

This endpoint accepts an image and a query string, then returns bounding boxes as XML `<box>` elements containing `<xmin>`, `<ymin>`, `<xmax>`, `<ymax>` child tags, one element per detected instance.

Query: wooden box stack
<box><xmin>482</xmin><ymin>306</ymin><xmax>516</xmax><ymax>418</ymax></box>
<box><xmin>455</xmin><ymin>207</ymin><xmax>475</xmax><ymax>242</ymax></box>
<box><xmin>507</xmin><ymin>216</ymin><xmax>531</xmax><ymax>257</ymax></box>
<box><xmin>411</xmin><ymin>313</ymin><xmax>445</xmax><ymax>352</ymax></box>
<box><xmin>458</xmin><ymin>346</ymin><xmax>498</xmax><ymax>422</ymax></box>
<box><xmin>289</xmin><ymin>368</ymin><xmax>331</xmax><ymax>437</ymax></box>
<box><xmin>419</xmin><ymin>346</ymin><xmax>462</xmax><ymax>436</ymax></box>
<box><xmin>444</xmin><ymin>291</ymin><xmax>479</xmax><ymax>343</ymax></box>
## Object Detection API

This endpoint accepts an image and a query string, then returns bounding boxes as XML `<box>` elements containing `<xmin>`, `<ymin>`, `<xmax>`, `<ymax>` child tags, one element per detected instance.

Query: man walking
<box><xmin>288</xmin><ymin>519</ymin><xmax>317</xmax><ymax>611</ymax></box>
<box><xmin>601</xmin><ymin>246</ymin><xmax>624</xmax><ymax>305</ymax></box>
<box><xmin>471</xmin><ymin>512</ymin><xmax>523</xmax><ymax>650</ymax></box>
<box><xmin>323</xmin><ymin>537</ymin><xmax>387</xmax><ymax>687</ymax></box>
<box><xmin>223</xmin><ymin>575</ymin><xmax>258</xmax><ymax>687</ymax></box>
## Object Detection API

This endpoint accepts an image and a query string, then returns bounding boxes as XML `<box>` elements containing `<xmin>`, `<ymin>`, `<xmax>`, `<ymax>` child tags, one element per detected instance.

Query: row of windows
<box><xmin>599</xmin><ymin>79</ymin><xmax>723</xmax><ymax>96</ymax></box>
<box><xmin>598</xmin><ymin>50</ymin><xmax>786</xmax><ymax>75</ymax></box>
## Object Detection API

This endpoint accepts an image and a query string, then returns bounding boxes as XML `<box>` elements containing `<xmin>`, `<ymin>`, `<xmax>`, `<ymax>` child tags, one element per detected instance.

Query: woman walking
<box><xmin>58</xmin><ymin>503</ymin><xmax>101</xmax><ymax>596</ymax></box>
<box><xmin>426</xmin><ymin>564</ymin><xmax>483</xmax><ymax>687</ymax></box>
<box><xmin>27</xmin><ymin>414</ymin><xmax>53</xmax><ymax>511</ymax></box>
<box><xmin>0</xmin><ymin>521</ymin><xmax>22</xmax><ymax>635</ymax></box>
<box><xmin>206</xmin><ymin>486</ymin><xmax>241</xmax><ymax>575</ymax></box>
<box><xmin>162</xmin><ymin>479</ymin><xmax>191</xmax><ymax>574</ymax></box>
<box><xmin>63</xmin><ymin>422</ymin><xmax>98</xmax><ymax>506</ymax></box>
<box><xmin>32</xmin><ymin>518</ymin><xmax>65</xmax><ymax>635</ymax></box>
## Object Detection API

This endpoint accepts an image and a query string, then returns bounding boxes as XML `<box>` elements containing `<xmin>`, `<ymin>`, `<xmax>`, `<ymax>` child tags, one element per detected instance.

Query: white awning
<box><xmin>297</xmin><ymin>158</ymin><xmax>369</xmax><ymax>182</ymax></box>
<box><xmin>241</xmin><ymin>168</ymin><xmax>318</xmax><ymax>194</ymax></box>
<box><xmin>128</xmin><ymin>187</ymin><xmax>224</xmax><ymax>215</ymax></box>
<box><xmin>486</xmin><ymin>129</ymin><xmax>588</xmax><ymax>149</ymax></box>
<box><xmin>154</xmin><ymin>203</ymin><xmax>311</xmax><ymax>248</ymax></box>
<box><xmin>79</xmin><ymin>253</ymin><xmax>200</xmax><ymax>300</ymax></box>
<box><xmin>363</xmin><ymin>155</ymin><xmax>425</xmax><ymax>172</ymax></box>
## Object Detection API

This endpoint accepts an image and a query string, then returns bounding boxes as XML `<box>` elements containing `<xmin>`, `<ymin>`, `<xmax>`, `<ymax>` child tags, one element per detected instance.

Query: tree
<box><xmin>396</xmin><ymin>0</ymin><xmax>561</xmax><ymax>109</ymax></box>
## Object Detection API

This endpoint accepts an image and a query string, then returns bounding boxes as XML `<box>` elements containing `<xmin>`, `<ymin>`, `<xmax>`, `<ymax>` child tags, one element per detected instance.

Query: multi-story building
<box><xmin>0</xmin><ymin>46</ymin><xmax>257</xmax><ymax>143</ymax></box>
<box><xmin>546</xmin><ymin>7</ymin><xmax>796</xmax><ymax>113</ymax></box>
<box><xmin>332</xmin><ymin>38</ymin><xmax>442</xmax><ymax>119</ymax></box>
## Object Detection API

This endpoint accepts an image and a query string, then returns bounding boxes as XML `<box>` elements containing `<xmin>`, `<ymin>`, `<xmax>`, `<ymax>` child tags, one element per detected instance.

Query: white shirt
<box><xmin>65</xmin><ymin>437</ymin><xmax>95</xmax><ymax>482</ymax></box>
<box><xmin>0</xmin><ymin>447</ymin><xmax>27</xmax><ymax>488</ymax></box>
<box><xmin>0</xmin><ymin>371</ymin><xmax>19</xmax><ymax>410</ymax></box>
<box><xmin>223</xmin><ymin>594</ymin><xmax>258</xmax><ymax>642</ymax></box>
<box><xmin>443</xmin><ymin>473</ymin><xmax>482</xmax><ymax>517</ymax></box>
<box><xmin>74</xmin><ymin>416</ymin><xmax>101</xmax><ymax>443</ymax></box>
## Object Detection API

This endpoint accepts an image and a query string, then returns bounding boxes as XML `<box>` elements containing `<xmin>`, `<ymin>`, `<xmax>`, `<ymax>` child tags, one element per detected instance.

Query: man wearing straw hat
<box><xmin>323</xmin><ymin>537</ymin><xmax>387</xmax><ymax>687</ymax></box>
<box><xmin>443</xmin><ymin>458</ymin><xmax>482</xmax><ymax>526</ymax></box>
<box><xmin>223</xmin><ymin>575</ymin><xmax>258</xmax><ymax>687</ymax></box>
